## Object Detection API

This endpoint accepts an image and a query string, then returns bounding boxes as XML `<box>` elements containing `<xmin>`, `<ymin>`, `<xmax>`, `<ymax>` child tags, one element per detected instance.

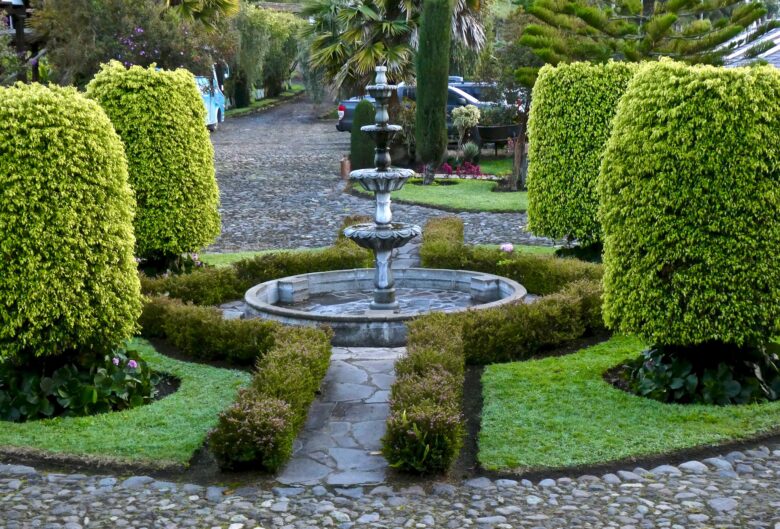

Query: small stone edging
<box><xmin>3</xmin><ymin>446</ymin><xmax>780</xmax><ymax>527</ymax></box>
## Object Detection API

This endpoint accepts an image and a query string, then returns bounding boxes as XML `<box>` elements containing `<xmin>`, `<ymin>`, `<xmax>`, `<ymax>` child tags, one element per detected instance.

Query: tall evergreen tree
<box><xmin>520</xmin><ymin>0</ymin><xmax>767</xmax><ymax>64</ymax></box>
<box><xmin>415</xmin><ymin>0</ymin><xmax>452</xmax><ymax>182</ymax></box>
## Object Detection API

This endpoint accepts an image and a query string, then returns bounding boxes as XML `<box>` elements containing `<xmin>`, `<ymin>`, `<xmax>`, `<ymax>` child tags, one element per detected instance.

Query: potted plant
<box><xmin>477</xmin><ymin>105</ymin><xmax>522</xmax><ymax>155</ymax></box>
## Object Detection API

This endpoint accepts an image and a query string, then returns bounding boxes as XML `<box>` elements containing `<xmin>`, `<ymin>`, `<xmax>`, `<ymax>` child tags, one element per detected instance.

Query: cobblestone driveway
<box><xmin>207</xmin><ymin>100</ymin><xmax>548</xmax><ymax>252</ymax></box>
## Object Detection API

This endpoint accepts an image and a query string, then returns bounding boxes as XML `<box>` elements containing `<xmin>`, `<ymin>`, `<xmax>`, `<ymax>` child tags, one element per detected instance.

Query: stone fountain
<box><xmin>342</xmin><ymin>66</ymin><xmax>421</xmax><ymax>311</ymax></box>
<box><xmin>244</xmin><ymin>66</ymin><xmax>526</xmax><ymax>347</ymax></box>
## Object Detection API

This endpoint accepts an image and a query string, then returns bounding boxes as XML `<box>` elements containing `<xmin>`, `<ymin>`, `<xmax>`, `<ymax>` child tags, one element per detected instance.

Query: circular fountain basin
<box><xmin>244</xmin><ymin>268</ymin><xmax>526</xmax><ymax>347</ymax></box>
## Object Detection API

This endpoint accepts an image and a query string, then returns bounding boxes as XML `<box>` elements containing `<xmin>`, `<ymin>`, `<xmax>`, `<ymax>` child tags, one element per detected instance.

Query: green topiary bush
<box><xmin>0</xmin><ymin>83</ymin><xmax>141</xmax><ymax>364</ymax></box>
<box><xmin>86</xmin><ymin>62</ymin><xmax>221</xmax><ymax>261</ymax></box>
<box><xmin>527</xmin><ymin>62</ymin><xmax>636</xmax><ymax>245</ymax></box>
<box><xmin>599</xmin><ymin>60</ymin><xmax>780</xmax><ymax>351</ymax></box>
<box><xmin>350</xmin><ymin>99</ymin><xmax>376</xmax><ymax>170</ymax></box>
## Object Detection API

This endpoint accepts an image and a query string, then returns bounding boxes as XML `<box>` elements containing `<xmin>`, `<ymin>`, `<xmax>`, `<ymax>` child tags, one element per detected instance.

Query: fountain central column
<box><xmin>343</xmin><ymin>66</ymin><xmax>421</xmax><ymax>311</ymax></box>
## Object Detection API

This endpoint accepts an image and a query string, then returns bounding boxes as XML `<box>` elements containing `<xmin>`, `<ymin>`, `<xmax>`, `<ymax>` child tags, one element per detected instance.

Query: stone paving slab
<box><xmin>277</xmin><ymin>347</ymin><xmax>405</xmax><ymax>487</ymax></box>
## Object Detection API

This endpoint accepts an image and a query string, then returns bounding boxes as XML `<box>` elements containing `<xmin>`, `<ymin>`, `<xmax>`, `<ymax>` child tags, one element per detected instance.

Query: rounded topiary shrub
<box><xmin>86</xmin><ymin>61</ymin><xmax>220</xmax><ymax>261</ymax></box>
<box><xmin>350</xmin><ymin>99</ymin><xmax>376</xmax><ymax>170</ymax></box>
<box><xmin>527</xmin><ymin>61</ymin><xmax>636</xmax><ymax>245</ymax></box>
<box><xmin>0</xmin><ymin>83</ymin><xmax>142</xmax><ymax>364</ymax></box>
<box><xmin>599</xmin><ymin>61</ymin><xmax>780</xmax><ymax>402</ymax></box>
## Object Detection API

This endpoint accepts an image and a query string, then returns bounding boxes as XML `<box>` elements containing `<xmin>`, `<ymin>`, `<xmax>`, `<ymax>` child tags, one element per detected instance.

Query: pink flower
<box><xmin>127</xmin><ymin>360</ymin><xmax>139</xmax><ymax>369</ymax></box>
<box><xmin>500</xmin><ymin>243</ymin><xmax>514</xmax><ymax>253</ymax></box>
<box><xmin>112</xmin><ymin>357</ymin><xmax>120</xmax><ymax>366</ymax></box>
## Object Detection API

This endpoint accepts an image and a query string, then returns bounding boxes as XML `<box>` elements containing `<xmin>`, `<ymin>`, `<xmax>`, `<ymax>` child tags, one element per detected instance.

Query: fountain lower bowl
<box><xmin>244</xmin><ymin>268</ymin><xmax>526</xmax><ymax>347</ymax></box>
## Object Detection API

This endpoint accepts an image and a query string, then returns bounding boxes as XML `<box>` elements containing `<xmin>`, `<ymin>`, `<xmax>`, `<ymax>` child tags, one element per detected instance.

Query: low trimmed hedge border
<box><xmin>383</xmin><ymin>216</ymin><xmax>608</xmax><ymax>473</ymax></box>
<box><xmin>208</xmin><ymin>325</ymin><xmax>332</xmax><ymax>471</ymax></box>
<box><xmin>420</xmin><ymin>217</ymin><xmax>602</xmax><ymax>295</ymax></box>
<box><xmin>140</xmin><ymin>215</ymin><xmax>372</xmax><ymax>306</ymax></box>
<box><xmin>0</xmin><ymin>339</ymin><xmax>250</xmax><ymax>468</ymax></box>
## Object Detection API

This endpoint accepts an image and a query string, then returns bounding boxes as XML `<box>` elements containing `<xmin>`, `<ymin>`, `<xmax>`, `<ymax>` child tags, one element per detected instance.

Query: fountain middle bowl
<box><xmin>244</xmin><ymin>268</ymin><xmax>527</xmax><ymax>347</ymax></box>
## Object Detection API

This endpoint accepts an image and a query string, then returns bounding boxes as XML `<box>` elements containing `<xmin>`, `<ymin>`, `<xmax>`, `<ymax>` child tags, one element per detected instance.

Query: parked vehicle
<box><xmin>336</xmin><ymin>85</ymin><xmax>490</xmax><ymax>133</ymax></box>
<box><xmin>195</xmin><ymin>65</ymin><xmax>228</xmax><ymax>132</ymax></box>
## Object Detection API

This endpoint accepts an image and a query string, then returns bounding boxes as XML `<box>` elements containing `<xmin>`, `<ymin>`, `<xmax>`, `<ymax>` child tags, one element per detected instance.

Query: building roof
<box><xmin>723</xmin><ymin>23</ymin><xmax>780</xmax><ymax>68</ymax></box>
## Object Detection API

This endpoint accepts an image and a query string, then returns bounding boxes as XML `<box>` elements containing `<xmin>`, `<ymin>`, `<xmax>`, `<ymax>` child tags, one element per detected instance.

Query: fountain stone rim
<box><xmin>244</xmin><ymin>267</ymin><xmax>527</xmax><ymax>324</ymax></box>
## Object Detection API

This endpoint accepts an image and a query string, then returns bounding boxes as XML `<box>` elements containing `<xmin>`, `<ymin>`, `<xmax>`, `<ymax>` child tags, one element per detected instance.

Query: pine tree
<box><xmin>520</xmin><ymin>0</ymin><xmax>767</xmax><ymax>65</ymax></box>
<box><xmin>416</xmin><ymin>0</ymin><xmax>452</xmax><ymax>182</ymax></box>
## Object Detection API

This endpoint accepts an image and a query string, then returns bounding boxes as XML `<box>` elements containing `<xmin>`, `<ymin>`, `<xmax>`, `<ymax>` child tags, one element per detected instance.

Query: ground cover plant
<box><xmin>527</xmin><ymin>61</ymin><xmax>636</xmax><ymax>246</ymax></box>
<box><xmin>479</xmin><ymin>336</ymin><xmax>780</xmax><ymax>472</ymax></box>
<box><xmin>353</xmin><ymin>178</ymin><xmax>528</xmax><ymax>213</ymax></box>
<box><xmin>600</xmin><ymin>61</ymin><xmax>780</xmax><ymax>404</ymax></box>
<box><xmin>87</xmin><ymin>62</ymin><xmax>221</xmax><ymax>268</ymax></box>
<box><xmin>0</xmin><ymin>339</ymin><xmax>250</xmax><ymax>467</ymax></box>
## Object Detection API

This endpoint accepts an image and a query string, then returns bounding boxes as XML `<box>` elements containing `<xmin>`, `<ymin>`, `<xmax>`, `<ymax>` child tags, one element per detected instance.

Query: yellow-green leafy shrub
<box><xmin>0</xmin><ymin>83</ymin><xmax>141</xmax><ymax>363</ymax></box>
<box><xmin>87</xmin><ymin>62</ymin><xmax>220</xmax><ymax>259</ymax></box>
<box><xmin>599</xmin><ymin>61</ymin><xmax>780</xmax><ymax>348</ymax></box>
<box><xmin>527</xmin><ymin>62</ymin><xmax>636</xmax><ymax>244</ymax></box>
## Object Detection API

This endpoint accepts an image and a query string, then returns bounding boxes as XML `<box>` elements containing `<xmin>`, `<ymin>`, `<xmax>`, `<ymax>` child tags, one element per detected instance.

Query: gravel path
<box><xmin>207</xmin><ymin>100</ymin><xmax>550</xmax><ymax>253</ymax></box>
<box><xmin>3</xmin><ymin>447</ymin><xmax>780</xmax><ymax>528</ymax></box>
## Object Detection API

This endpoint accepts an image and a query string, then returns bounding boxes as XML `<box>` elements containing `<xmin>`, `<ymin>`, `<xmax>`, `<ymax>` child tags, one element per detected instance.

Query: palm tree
<box><xmin>166</xmin><ymin>0</ymin><xmax>239</xmax><ymax>27</ymax></box>
<box><xmin>303</xmin><ymin>0</ymin><xmax>485</xmax><ymax>93</ymax></box>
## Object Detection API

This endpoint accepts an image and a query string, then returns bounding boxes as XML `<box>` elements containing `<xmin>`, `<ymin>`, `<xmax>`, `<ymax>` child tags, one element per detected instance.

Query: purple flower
<box><xmin>128</xmin><ymin>360</ymin><xmax>139</xmax><ymax>369</ymax></box>
<box><xmin>112</xmin><ymin>357</ymin><xmax>120</xmax><ymax>366</ymax></box>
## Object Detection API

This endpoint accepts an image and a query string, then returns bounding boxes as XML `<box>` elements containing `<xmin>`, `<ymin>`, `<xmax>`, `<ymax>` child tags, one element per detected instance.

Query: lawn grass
<box><xmin>480</xmin><ymin>335</ymin><xmax>780</xmax><ymax>472</ymax></box>
<box><xmin>354</xmin><ymin>178</ymin><xmax>527</xmax><ymax>213</ymax></box>
<box><xmin>479</xmin><ymin>157</ymin><xmax>513</xmax><ymax>177</ymax></box>
<box><xmin>201</xmin><ymin>247</ymin><xmax>324</xmax><ymax>268</ymax></box>
<box><xmin>0</xmin><ymin>339</ymin><xmax>250</xmax><ymax>468</ymax></box>
<box><xmin>477</xmin><ymin>244</ymin><xmax>557</xmax><ymax>255</ymax></box>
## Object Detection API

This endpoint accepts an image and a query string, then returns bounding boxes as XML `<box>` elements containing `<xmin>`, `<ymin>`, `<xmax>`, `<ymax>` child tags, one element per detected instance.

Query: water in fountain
<box><xmin>342</xmin><ymin>66</ymin><xmax>422</xmax><ymax>311</ymax></box>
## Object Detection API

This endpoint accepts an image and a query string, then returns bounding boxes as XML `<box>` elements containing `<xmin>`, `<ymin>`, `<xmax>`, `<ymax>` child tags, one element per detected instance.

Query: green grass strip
<box><xmin>0</xmin><ymin>339</ymin><xmax>250</xmax><ymax>468</ymax></box>
<box><xmin>201</xmin><ymin>247</ymin><xmax>325</xmax><ymax>268</ymax></box>
<box><xmin>476</xmin><ymin>244</ymin><xmax>557</xmax><ymax>256</ymax></box>
<box><xmin>478</xmin><ymin>157</ymin><xmax>513</xmax><ymax>177</ymax></box>
<box><xmin>354</xmin><ymin>178</ymin><xmax>527</xmax><ymax>213</ymax></box>
<box><xmin>225</xmin><ymin>85</ymin><xmax>305</xmax><ymax>119</ymax></box>
<box><xmin>480</xmin><ymin>335</ymin><xmax>780</xmax><ymax>472</ymax></box>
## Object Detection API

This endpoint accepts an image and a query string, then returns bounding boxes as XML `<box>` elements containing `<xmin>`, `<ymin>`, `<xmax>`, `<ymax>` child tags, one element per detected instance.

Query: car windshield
<box><xmin>449</xmin><ymin>85</ymin><xmax>482</xmax><ymax>105</ymax></box>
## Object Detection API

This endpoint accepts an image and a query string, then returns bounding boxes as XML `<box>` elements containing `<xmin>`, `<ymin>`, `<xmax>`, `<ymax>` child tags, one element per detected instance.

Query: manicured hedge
<box><xmin>141</xmin><ymin>216</ymin><xmax>373</xmax><ymax>305</ymax></box>
<box><xmin>383</xmin><ymin>313</ymin><xmax>466</xmax><ymax>473</ymax></box>
<box><xmin>209</xmin><ymin>326</ymin><xmax>332</xmax><ymax>471</ymax></box>
<box><xmin>526</xmin><ymin>62</ymin><xmax>636</xmax><ymax>245</ymax></box>
<box><xmin>87</xmin><ymin>62</ymin><xmax>220</xmax><ymax>260</ymax></box>
<box><xmin>0</xmin><ymin>83</ymin><xmax>141</xmax><ymax>363</ymax></box>
<box><xmin>419</xmin><ymin>217</ymin><xmax>602</xmax><ymax>294</ymax></box>
<box><xmin>599</xmin><ymin>61</ymin><xmax>780</xmax><ymax>349</ymax></box>
<box><xmin>139</xmin><ymin>296</ymin><xmax>278</xmax><ymax>366</ymax></box>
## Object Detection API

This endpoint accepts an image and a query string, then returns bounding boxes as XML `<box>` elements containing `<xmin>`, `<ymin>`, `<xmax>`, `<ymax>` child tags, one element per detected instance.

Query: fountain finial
<box><xmin>343</xmin><ymin>64</ymin><xmax>421</xmax><ymax>311</ymax></box>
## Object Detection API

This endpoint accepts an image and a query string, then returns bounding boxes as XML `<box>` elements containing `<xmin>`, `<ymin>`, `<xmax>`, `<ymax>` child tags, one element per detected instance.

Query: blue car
<box><xmin>195</xmin><ymin>66</ymin><xmax>227</xmax><ymax>132</ymax></box>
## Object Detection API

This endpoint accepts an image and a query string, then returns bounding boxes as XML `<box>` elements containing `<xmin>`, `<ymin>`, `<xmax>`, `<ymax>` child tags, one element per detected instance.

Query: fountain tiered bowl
<box><xmin>244</xmin><ymin>65</ymin><xmax>527</xmax><ymax>347</ymax></box>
